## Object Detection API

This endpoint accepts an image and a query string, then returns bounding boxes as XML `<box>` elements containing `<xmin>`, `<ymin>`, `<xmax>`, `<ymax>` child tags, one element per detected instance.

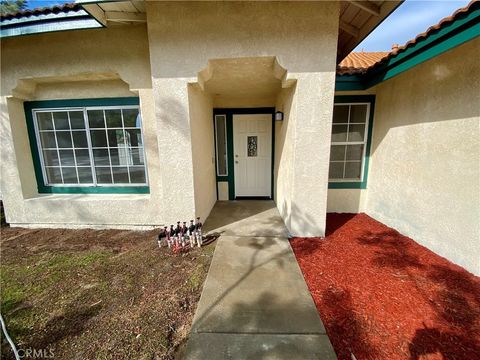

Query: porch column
<box><xmin>152</xmin><ymin>78</ymin><xmax>196</xmax><ymax>224</ymax></box>
<box><xmin>284</xmin><ymin>72</ymin><xmax>335</xmax><ymax>237</ymax></box>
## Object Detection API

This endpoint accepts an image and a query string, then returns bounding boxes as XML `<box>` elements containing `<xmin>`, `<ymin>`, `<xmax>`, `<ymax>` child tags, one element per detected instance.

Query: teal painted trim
<box><xmin>24</xmin><ymin>97</ymin><xmax>148</xmax><ymax>194</ymax></box>
<box><xmin>213</xmin><ymin>108</ymin><xmax>275</xmax><ymax>200</ymax></box>
<box><xmin>328</xmin><ymin>95</ymin><xmax>375</xmax><ymax>190</ymax></box>
<box><xmin>335</xmin><ymin>74</ymin><xmax>366</xmax><ymax>91</ymax></box>
<box><xmin>335</xmin><ymin>3</ymin><xmax>480</xmax><ymax>90</ymax></box>
<box><xmin>26</xmin><ymin>97</ymin><xmax>139</xmax><ymax>109</ymax></box>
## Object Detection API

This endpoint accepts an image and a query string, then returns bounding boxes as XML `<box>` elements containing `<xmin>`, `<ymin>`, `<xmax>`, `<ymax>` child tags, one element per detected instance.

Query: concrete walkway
<box><xmin>185</xmin><ymin>201</ymin><xmax>336</xmax><ymax>359</ymax></box>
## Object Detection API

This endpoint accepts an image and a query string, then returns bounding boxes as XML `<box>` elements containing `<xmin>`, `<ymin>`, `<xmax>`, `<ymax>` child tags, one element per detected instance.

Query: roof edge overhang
<box><xmin>0</xmin><ymin>4</ymin><xmax>104</xmax><ymax>38</ymax></box>
<box><xmin>336</xmin><ymin>1</ymin><xmax>480</xmax><ymax>91</ymax></box>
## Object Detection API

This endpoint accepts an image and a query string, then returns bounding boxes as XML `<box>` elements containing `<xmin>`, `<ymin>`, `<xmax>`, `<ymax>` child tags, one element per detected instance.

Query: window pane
<box><xmin>75</xmin><ymin>149</ymin><xmax>91</xmax><ymax>166</ymax></box>
<box><xmin>129</xmin><ymin>166</ymin><xmax>146</xmax><ymax>183</ymax></box>
<box><xmin>56</xmin><ymin>132</ymin><xmax>73</xmax><ymax>148</ymax></box>
<box><xmin>62</xmin><ymin>167</ymin><xmax>78</xmax><ymax>184</ymax></box>
<box><xmin>115</xmin><ymin>147</ymin><xmax>133</xmax><ymax>166</ymax></box>
<box><xmin>331</xmin><ymin>125</ymin><xmax>348</xmax><ymax>142</ymax></box>
<box><xmin>53</xmin><ymin>112</ymin><xmax>69</xmax><ymax>130</ymax></box>
<box><xmin>93</xmin><ymin>149</ymin><xmax>110</xmax><ymax>166</ymax></box>
<box><xmin>123</xmin><ymin>109</ymin><xmax>140</xmax><ymax>127</ymax></box>
<box><xmin>345</xmin><ymin>161</ymin><xmax>362</xmax><ymax>179</ymax></box>
<box><xmin>90</xmin><ymin>130</ymin><xmax>108</xmax><ymax>147</ymax></box>
<box><xmin>46</xmin><ymin>167</ymin><xmax>62</xmax><ymax>184</ymax></box>
<box><xmin>346</xmin><ymin>145</ymin><xmax>364</xmax><ymax>161</ymax></box>
<box><xmin>40</xmin><ymin>132</ymin><xmax>56</xmax><ymax>148</ymax></box>
<box><xmin>107</xmin><ymin>129</ymin><xmax>124</xmax><ymax>147</ymax></box>
<box><xmin>105</xmin><ymin>109</ymin><xmax>122</xmax><ymax>128</ymax></box>
<box><xmin>215</xmin><ymin>115</ymin><xmax>227</xmax><ymax>176</ymax></box>
<box><xmin>333</xmin><ymin>105</ymin><xmax>349</xmax><ymax>124</ymax></box>
<box><xmin>348</xmin><ymin>124</ymin><xmax>366</xmax><ymax>142</ymax></box>
<box><xmin>69</xmin><ymin>111</ymin><xmax>85</xmax><ymax>129</ymax></box>
<box><xmin>87</xmin><ymin>110</ymin><xmax>105</xmax><ymax>128</ymax></box>
<box><xmin>131</xmin><ymin>148</ymin><xmax>144</xmax><ymax>165</ymax></box>
<box><xmin>72</xmin><ymin>131</ymin><xmax>88</xmax><ymax>147</ymax></box>
<box><xmin>112</xmin><ymin>167</ymin><xmax>129</xmax><ymax>183</ymax></box>
<box><xmin>37</xmin><ymin>112</ymin><xmax>53</xmax><ymax>130</ymax></box>
<box><xmin>59</xmin><ymin>149</ymin><xmax>75</xmax><ymax>166</ymax></box>
<box><xmin>95</xmin><ymin>167</ymin><xmax>112</xmax><ymax>184</ymax></box>
<box><xmin>329</xmin><ymin>162</ymin><xmax>344</xmax><ymax>179</ymax></box>
<box><xmin>77</xmin><ymin>167</ymin><xmax>93</xmax><ymax>184</ymax></box>
<box><xmin>43</xmin><ymin>150</ymin><xmax>59</xmax><ymax>166</ymax></box>
<box><xmin>330</xmin><ymin>145</ymin><xmax>346</xmax><ymax>161</ymax></box>
<box><xmin>125</xmin><ymin>129</ymin><xmax>142</xmax><ymax>146</ymax></box>
<box><xmin>350</xmin><ymin>105</ymin><xmax>367</xmax><ymax>123</ymax></box>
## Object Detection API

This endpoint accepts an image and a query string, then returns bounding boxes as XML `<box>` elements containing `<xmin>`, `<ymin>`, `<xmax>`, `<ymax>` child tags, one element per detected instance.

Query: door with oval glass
<box><xmin>233</xmin><ymin>114</ymin><xmax>272</xmax><ymax>197</ymax></box>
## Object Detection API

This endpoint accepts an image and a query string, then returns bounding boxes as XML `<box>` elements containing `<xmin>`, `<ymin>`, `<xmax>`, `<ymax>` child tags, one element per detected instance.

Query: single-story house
<box><xmin>1</xmin><ymin>1</ymin><xmax>478</xmax><ymax>275</ymax></box>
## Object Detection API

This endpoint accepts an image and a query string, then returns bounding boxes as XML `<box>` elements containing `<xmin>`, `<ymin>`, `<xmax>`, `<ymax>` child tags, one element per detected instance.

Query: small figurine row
<box><xmin>157</xmin><ymin>217</ymin><xmax>203</xmax><ymax>252</ymax></box>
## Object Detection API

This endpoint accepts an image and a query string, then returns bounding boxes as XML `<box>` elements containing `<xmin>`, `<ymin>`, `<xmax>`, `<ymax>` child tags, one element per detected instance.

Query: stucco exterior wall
<box><xmin>188</xmin><ymin>84</ymin><xmax>216</xmax><ymax>222</ymax></box>
<box><xmin>366</xmin><ymin>39</ymin><xmax>480</xmax><ymax>275</ymax></box>
<box><xmin>0</xmin><ymin>25</ymin><xmax>167</xmax><ymax>228</ymax></box>
<box><xmin>145</xmin><ymin>1</ymin><xmax>339</xmax><ymax>236</ymax></box>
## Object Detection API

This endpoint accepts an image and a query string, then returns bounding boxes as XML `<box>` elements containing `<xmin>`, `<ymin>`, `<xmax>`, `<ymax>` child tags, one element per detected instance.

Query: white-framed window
<box><xmin>215</xmin><ymin>114</ymin><xmax>228</xmax><ymax>176</ymax></box>
<box><xmin>32</xmin><ymin>106</ymin><xmax>148</xmax><ymax>187</ymax></box>
<box><xmin>329</xmin><ymin>103</ymin><xmax>370</xmax><ymax>182</ymax></box>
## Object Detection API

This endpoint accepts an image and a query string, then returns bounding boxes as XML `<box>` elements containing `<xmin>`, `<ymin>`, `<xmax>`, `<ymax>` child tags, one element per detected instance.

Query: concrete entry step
<box><xmin>202</xmin><ymin>200</ymin><xmax>289</xmax><ymax>238</ymax></box>
<box><xmin>185</xmin><ymin>201</ymin><xmax>336</xmax><ymax>359</ymax></box>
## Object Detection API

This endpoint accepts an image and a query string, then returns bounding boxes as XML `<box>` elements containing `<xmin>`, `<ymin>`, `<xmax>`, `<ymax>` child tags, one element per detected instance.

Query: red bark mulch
<box><xmin>290</xmin><ymin>213</ymin><xmax>480</xmax><ymax>360</ymax></box>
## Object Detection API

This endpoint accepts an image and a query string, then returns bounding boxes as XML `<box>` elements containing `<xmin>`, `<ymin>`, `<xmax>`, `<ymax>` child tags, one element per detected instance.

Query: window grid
<box><xmin>329</xmin><ymin>103</ymin><xmax>370</xmax><ymax>182</ymax></box>
<box><xmin>33</xmin><ymin>106</ymin><xmax>148</xmax><ymax>187</ymax></box>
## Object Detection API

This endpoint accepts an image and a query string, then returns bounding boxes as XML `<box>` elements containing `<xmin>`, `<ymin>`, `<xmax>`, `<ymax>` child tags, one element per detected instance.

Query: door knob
<box><xmin>235</xmin><ymin>154</ymin><xmax>238</xmax><ymax>157</ymax></box>
<box><xmin>235</xmin><ymin>161</ymin><xmax>239</xmax><ymax>164</ymax></box>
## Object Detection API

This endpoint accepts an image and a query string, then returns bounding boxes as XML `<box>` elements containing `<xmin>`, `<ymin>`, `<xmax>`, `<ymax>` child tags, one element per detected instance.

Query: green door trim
<box><xmin>213</xmin><ymin>108</ymin><xmax>275</xmax><ymax>201</ymax></box>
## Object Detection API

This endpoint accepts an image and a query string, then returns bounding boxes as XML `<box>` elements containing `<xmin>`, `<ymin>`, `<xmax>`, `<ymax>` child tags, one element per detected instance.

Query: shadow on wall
<box><xmin>156</xmin><ymin>96</ymin><xmax>191</xmax><ymax>140</ymax></box>
<box><xmin>278</xmin><ymin>200</ymin><xmax>320</xmax><ymax>238</ymax></box>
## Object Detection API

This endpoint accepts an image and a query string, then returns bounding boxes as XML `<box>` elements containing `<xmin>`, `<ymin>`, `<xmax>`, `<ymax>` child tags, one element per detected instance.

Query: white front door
<box><xmin>233</xmin><ymin>114</ymin><xmax>272</xmax><ymax>197</ymax></box>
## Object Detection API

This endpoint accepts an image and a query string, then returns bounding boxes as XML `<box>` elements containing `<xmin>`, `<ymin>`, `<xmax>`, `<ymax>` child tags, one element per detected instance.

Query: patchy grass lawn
<box><xmin>291</xmin><ymin>213</ymin><xmax>480</xmax><ymax>360</ymax></box>
<box><xmin>0</xmin><ymin>223</ymin><xmax>215</xmax><ymax>359</ymax></box>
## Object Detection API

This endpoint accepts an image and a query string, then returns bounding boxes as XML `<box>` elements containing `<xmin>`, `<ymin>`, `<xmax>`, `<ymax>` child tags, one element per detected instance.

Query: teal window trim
<box><xmin>335</xmin><ymin>3</ymin><xmax>480</xmax><ymax>91</ymax></box>
<box><xmin>213</xmin><ymin>108</ymin><xmax>275</xmax><ymax>201</ymax></box>
<box><xmin>328</xmin><ymin>95</ymin><xmax>375</xmax><ymax>190</ymax></box>
<box><xmin>24</xmin><ymin>97</ymin><xmax>149</xmax><ymax>194</ymax></box>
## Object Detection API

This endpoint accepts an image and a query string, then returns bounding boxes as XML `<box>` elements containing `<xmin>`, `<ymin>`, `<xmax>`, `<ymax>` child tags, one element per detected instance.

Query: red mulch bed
<box><xmin>291</xmin><ymin>213</ymin><xmax>480</xmax><ymax>360</ymax></box>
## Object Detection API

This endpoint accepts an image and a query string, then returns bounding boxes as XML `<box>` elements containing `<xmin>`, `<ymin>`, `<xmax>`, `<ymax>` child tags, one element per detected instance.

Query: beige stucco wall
<box><xmin>0</xmin><ymin>25</ymin><xmax>169</xmax><ymax>228</ymax></box>
<box><xmin>188</xmin><ymin>83</ymin><xmax>216</xmax><ymax>222</ymax></box>
<box><xmin>145</xmin><ymin>1</ymin><xmax>340</xmax><ymax>236</ymax></box>
<box><xmin>366</xmin><ymin>38</ymin><xmax>480</xmax><ymax>275</ymax></box>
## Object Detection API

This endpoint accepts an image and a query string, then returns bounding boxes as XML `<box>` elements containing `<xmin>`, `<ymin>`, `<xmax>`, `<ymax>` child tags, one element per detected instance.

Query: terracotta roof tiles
<box><xmin>1</xmin><ymin>3</ymin><xmax>79</xmax><ymax>21</ymax></box>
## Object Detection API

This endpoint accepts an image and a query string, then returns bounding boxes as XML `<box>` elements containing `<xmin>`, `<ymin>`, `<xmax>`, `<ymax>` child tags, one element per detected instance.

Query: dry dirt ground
<box><xmin>0</xmin><ymin>220</ymin><xmax>215</xmax><ymax>360</ymax></box>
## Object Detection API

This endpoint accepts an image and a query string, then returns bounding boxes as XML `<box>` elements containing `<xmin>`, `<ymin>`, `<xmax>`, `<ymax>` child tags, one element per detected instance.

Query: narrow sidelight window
<box><xmin>32</xmin><ymin>106</ymin><xmax>148</xmax><ymax>187</ymax></box>
<box><xmin>215</xmin><ymin>115</ymin><xmax>228</xmax><ymax>176</ymax></box>
<box><xmin>329</xmin><ymin>103</ymin><xmax>370</xmax><ymax>181</ymax></box>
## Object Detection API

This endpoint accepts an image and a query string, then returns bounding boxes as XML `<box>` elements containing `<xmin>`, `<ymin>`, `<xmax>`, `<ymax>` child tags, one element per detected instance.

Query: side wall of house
<box><xmin>367</xmin><ymin>38</ymin><xmax>480</xmax><ymax>275</ymax></box>
<box><xmin>0</xmin><ymin>25</ymin><xmax>168</xmax><ymax>228</ymax></box>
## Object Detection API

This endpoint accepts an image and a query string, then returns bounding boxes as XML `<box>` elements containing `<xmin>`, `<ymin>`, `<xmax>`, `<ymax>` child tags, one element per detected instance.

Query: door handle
<box><xmin>235</xmin><ymin>161</ymin><xmax>239</xmax><ymax>164</ymax></box>
<box><xmin>235</xmin><ymin>154</ymin><xmax>239</xmax><ymax>157</ymax></box>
